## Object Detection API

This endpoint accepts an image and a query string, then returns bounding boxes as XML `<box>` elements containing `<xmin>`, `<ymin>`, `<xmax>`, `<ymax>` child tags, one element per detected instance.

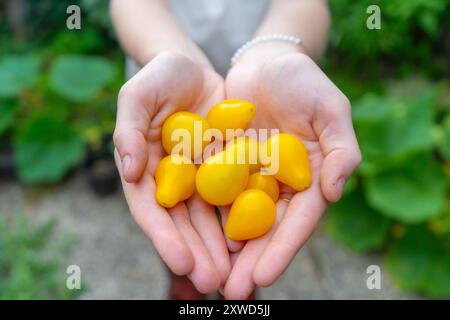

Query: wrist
<box><xmin>231</xmin><ymin>41</ymin><xmax>308</xmax><ymax>70</ymax></box>
<box><xmin>139</xmin><ymin>44</ymin><xmax>213</xmax><ymax>71</ymax></box>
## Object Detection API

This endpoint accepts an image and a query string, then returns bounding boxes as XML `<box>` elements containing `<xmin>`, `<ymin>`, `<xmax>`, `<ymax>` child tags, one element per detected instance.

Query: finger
<box><xmin>253</xmin><ymin>183</ymin><xmax>327</xmax><ymax>287</ymax></box>
<box><xmin>218</xmin><ymin>251</ymin><xmax>240</xmax><ymax>298</ymax></box>
<box><xmin>317</xmin><ymin>98</ymin><xmax>362</xmax><ymax>202</ymax></box>
<box><xmin>114</xmin><ymin>71</ymin><xmax>158</xmax><ymax>182</ymax></box>
<box><xmin>230</xmin><ymin>251</ymin><xmax>241</xmax><ymax>267</ymax></box>
<box><xmin>115</xmin><ymin>150</ymin><xmax>194</xmax><ymax>276</ymax></box>
<box><xmin>224</xmin><ymin>201</ymin><xmax>288</xmax><ymax>300</ymax></box>
<box><xmin>114</xmin><ymin>52</ymin><xmax>206</xmax><ymax>183</ymax></box>
<box><xmin>170</xmin><ymin>202</ymin><xmax>222</xmax><ymax>294</ymax></box>
<box><xmin>218</xmin><ymin>206</ymin><xmax>245</xmax><ymax>253</ymax></box>
<box><xmin>187</xmin><ymin>193</ymin><xmax>231</xmax><ymax>285</ymax></box>
<box><xmin>114</xmin><ymin>81</ymin><xmax>153</xmax><ymax>182</ymax></box>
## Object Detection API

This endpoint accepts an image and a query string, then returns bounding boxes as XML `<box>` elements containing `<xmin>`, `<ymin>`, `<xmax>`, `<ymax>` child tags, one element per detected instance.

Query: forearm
<box><xmin>254</xmin><ymin>0</ymin><xmax>330</xmax><ymax>60</ymax></box>
<box><xmin>110</xmin><ymin>0</ymin><xmax>211</xmax><ymax>67</ymax></box>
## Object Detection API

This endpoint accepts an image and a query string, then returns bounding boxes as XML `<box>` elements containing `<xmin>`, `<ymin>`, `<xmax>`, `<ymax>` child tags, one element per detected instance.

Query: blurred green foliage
<box><xmin>327</xmin><ymin>0</ymin><xmax>450</xmax><ymax>80</ymax></box>
<box><xmin>0</xmin><ymin>55</ymin><xmax>41</xmax><ymax>98</ymax></box>
<box><xmin>0</xmin><ymin>0</ymin><xmax>122</xmax><ymax>183</ymax></box>
<box><xmin>386</xmin><ymin>225</ymin><xmax>450</xmax><ymax>298</ymax></box>
<box><xmin>0</xmin><ymin>0</ymin><xmax>449</xmax><ymax>298</ymax></box>
<box><xmin>14</xmin><ymin>115</ymin><xmax>86</xmax><ymax>183</ymax></box>
<box><xmin>322</xmin><ymin>0</ymin><xmax>450</xmax><ymax>297</ymax></box>
<box><xmin>0</xmin><ymin>214</ymin><xmax>81</xmax><ymax>299</ymax></box>
<box><xmin>325</xmin><ymin>188</ymin><xmax>392</xmax><ymax>251</ymax></box>
<box><xmin>50</xmin><ymin>55</ymin><xmax>116</xmax><ymax>102</ymax></box>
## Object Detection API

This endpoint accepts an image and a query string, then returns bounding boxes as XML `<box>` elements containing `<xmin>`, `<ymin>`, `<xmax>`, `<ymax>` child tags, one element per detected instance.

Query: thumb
<box><xmin>319</xmin><ymin>102</ymin><xmax>361</xmax><ymax>203</ymax></box>
<box><xmin>113</xmin><ymin>84</ymin><xmax>151</xmax><ymax>182</ymax></box>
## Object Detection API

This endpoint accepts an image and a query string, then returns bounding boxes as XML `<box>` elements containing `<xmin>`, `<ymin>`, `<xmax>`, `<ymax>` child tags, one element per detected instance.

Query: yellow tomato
<box><xmin>225</xmin><ymin>189</ymin><xmax>277</xmax><ymax>240</ymax></box>
<box><xmin>155</xmin><ymin>154</ymin><xmax>197</xmax><ymax>208</ymax></box>
<box><xmin>161</xmin><ymin>111</ymin><xmax>210</xmax><ymax>160</ymax></box>
<box><xmin>225</xmin><ymin>136</ymin><xmax>261</xmax><ymax>173</ymax></box>
<box><xmin>196</xmin><ymin>147</ymin><xmax>249</xmax><ymax>206</ymax></box>
<box><xmin>261</xmin><ymin>133</ymin><xmax>312</xmax><ymax>191</ymax></box>
<box><xmin>246</xmin><ymin>172</ymin><xmax>279</xmax><ymax>202</ymax></box>
<box><xmin>207</xmin><ymin>99</ymin><xmax>255</xmax><ymax>140</ymax></box>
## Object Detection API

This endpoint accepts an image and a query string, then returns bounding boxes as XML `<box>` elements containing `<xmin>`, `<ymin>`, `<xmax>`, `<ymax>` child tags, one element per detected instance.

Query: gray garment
<box><xmin>127</xmin><ymin>0</ymin><xmax>270</xmax><ymax>78</ymax></box>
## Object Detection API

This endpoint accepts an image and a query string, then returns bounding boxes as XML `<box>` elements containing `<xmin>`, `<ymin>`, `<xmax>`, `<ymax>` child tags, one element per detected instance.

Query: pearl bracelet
<box><xmin>230</xmin><ymin>34</ymin><xmax>302</xmax><ymax>67</ymax></box>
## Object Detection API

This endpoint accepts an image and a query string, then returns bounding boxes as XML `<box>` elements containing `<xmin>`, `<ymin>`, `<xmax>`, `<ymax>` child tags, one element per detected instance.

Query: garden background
<box><xmin>0</xmin><ymin>0</ymin><xmax>449</xmax><ymax>299</ymax></box>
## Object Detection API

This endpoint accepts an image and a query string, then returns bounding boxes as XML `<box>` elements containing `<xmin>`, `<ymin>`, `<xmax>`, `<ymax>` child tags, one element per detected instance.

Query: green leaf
<box><xmin>365</xmin><ymin>154</ymin><xmax>447</xmax><ymax>224</ymax></box>
<box><xmin>386</xmin><ymin>77</ymin><xmax>435</xmax><ymax>99</ymax></box>
<box><xmin>438</xmin><ymin>115</ymin><xmax>450</xmax><ymax>160</ymax></box>
<box><xmin>0</xmin><ymin>101</ymin><xmax>17</xmax><ymax>135</ymax></box>
<box><xmin>324</xmin><ymin>189</ymin><xmax>391</xmax><ymax>252</ymax></box>
<box><xmin>386</xmin><ymin>225</ymin><xmax>450</xmax><ymax>298</ymax></box>
<box><xmin>353</xmin><ymin>92</ymin><xmax>436</xmax><ymax>175</ymax></box>
<box><xmin>0</xmin><ymin>55</ymin><xmax>41</xmax><ymax>98</ymax></box>
<box><xmin>49</xmin><ymin>55</ymin><xmax>115</xmax><ymax>102</ymax></box>
<box><xmin>352</xmin><ymin>94</ymin><xmax>395</xmax><ymax>122</ymax></box>
<box><xmin>14</xmin><ymin>115</ymin><xmax>85</xmax><ymax>184</ymax></box>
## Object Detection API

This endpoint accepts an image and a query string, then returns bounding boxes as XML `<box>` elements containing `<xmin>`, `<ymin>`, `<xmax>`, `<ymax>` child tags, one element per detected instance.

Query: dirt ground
<box><xmin>0</xmin><ymin>174</ymin><xmax>416</xmax><ymax>299</ymax></box>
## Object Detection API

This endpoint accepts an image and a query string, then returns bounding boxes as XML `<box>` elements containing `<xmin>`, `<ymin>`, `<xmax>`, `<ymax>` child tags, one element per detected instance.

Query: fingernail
<box><xmin>122</xmin><ymin>155</ymin><xmax>131</xmax><ymax>174</ymax></box>
<box><xmin>337</xmin><ymin>177</ymin><xmax>346</xmax><ymax>196</ymax></box>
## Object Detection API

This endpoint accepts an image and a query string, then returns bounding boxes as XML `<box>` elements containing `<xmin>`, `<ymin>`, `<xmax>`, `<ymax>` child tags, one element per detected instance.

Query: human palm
<box><xmin>222</xmin><ymin>52</ymin><xmax>361</xmax><ymax>299</ymax></box>
<box><xmin>114</xmin><ymin>51</ymin><xmax>360</xmax><ymax>299</ymax></box>
<box><xmin>114</xmin><ymin>52</ymin><xmax>229</xmax><ymax>293</ymax></box>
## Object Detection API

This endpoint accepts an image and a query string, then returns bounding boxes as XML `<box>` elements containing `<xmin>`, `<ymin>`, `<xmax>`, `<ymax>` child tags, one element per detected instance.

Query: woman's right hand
<box><xmin>113</xmin><ymin>52</ymin><xmax>230</xmax><ymax>293</ymax></box>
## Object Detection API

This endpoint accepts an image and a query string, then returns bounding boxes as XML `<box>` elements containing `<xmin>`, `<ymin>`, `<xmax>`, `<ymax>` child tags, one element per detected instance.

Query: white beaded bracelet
<box><xmin>230</xmin><ymin>34</ymin><xmax>302</xmax><ymax>67</ymax></box>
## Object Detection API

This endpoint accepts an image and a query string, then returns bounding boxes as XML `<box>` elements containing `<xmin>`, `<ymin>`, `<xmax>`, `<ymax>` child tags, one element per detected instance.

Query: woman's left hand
<box><xmin>221</xmin><ymin>47</ymin><xmax>361</xmax><ymax>299</ymax></box>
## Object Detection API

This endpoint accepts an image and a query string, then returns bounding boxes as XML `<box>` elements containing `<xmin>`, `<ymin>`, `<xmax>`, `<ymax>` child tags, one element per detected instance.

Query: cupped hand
<box><xmin>113</xmin><ymin>52</ymin><xmax>230</xmax><ymax>293</ymax></box>
<box><xmin>222</xmin><ymin>49</ymin><xmax>361</xmax><ymax>299</ymax></box>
